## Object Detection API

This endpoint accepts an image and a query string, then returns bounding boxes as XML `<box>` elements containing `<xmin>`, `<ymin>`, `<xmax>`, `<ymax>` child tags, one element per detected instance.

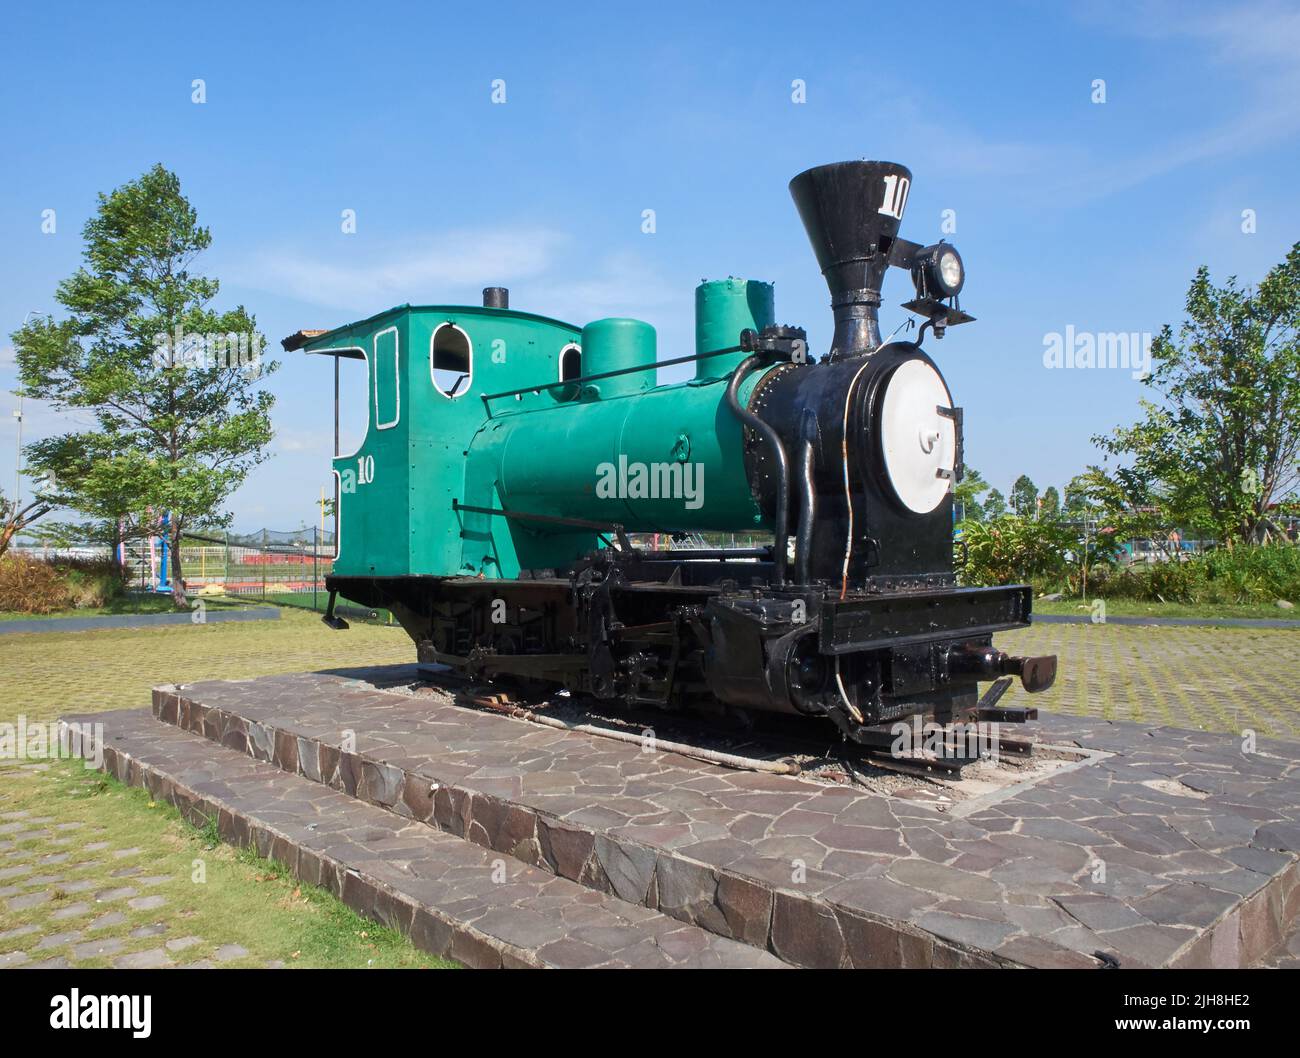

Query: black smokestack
<box><xmin>789</xmin><ymin>160</ymin><xmax>911</xmax><ymax>359</ymax></box>
<box><xmin>483</xmin><ymin>286</ymin><xmax>509</xmax><ymax>309</ymax></box>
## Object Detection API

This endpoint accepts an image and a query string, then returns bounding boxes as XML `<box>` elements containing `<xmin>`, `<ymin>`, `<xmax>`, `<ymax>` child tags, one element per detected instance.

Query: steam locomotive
<box><xmin>283</xmin><ymin>160</ymin><xmax>1056</xmax><ymax>745</ymax></box>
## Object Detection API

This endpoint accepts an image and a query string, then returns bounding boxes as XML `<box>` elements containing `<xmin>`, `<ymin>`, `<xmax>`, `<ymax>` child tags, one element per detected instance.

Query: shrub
<box><xmin>55</xmin><ymin>556</ymin><xmax>127</xmax><ymax>609</ymax></box>
<box><xmin>1086</xmin><ymin>543</ymin><xmax>1300</xmax><ymax>604</ymax></box>
<box><xmin>955</xmin><ymin>516</ymin><xmax>1076</xmax><ymax>587</ymax></box>
<box><xmin>0</xmin><ymin>554</ymin><xmax>126</xmax><ymax>614</ymax></box>
<box><xmin>0</xmin><ymin>555</ymin><xmax>71</xmax><ymax>613</ymax></box>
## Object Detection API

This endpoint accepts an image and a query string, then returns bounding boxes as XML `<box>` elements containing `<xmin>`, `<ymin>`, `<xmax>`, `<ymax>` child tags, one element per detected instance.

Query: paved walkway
<box><xmin>1000</xmin><ymin>623</ymin><xmax>1300</xmax><ymax>739</ymax></box>
<box><xmin>1034</xmin><ymin>613</ymin><xmax>1300</xmax><ymax>630</ymax></box>
<box><xmin>0</xmin><ymin>610</ymin><xmax>436</xmax><ymax>969</ymax></box>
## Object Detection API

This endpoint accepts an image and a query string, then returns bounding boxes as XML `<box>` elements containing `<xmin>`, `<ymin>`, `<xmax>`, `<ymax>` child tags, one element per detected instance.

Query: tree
<box><xmin>1064</xmin><ymin>474</ymin><xmax>1092</xmax><ymax>515</ymax></box>
<box><xmin>1093</xmin><ymin>244</ymin><xmax>1300</xmax><ymax>544</ymax></box>
<box><xmin>953</xmin><ymin>466</ymin><xmax>990</xmax><ymax>522</ymax></box>
<box><xmin>984</xmin><ymin>488</ymin><xmax>1007</xmax><ymax>520</ymax></box>
<box><xmin>0</xmin><ymin>487</ymin><xmax>55</xmax><ymax>559</ymax></box>
<box><xmin>1040</xmin><ymin>485</ymin><xmax>1061</xmax><ymax>517</ymax></box>
<box><xmin>11</xmin><ymin>165</ymin><xmax>276</xmax><ymax>606</ymax></box>
<box><xmin>1010</xmin><ymin>474</ymin><xmax>1039</xmax><ymax>518</ymax></box>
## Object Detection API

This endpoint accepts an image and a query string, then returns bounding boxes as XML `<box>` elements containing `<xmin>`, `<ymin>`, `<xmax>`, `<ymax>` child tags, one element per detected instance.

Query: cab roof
<box><xmin>281</xmin><ymin>303</ymin><xmax>582</xmax><ymax>356</ymax></box>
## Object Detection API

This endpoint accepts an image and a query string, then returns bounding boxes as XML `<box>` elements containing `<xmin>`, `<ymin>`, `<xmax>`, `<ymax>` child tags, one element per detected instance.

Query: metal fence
<box><xmin>177</xmin><ymin>529</ymin><xmax>339</xmax><ymax>611</ymax></box>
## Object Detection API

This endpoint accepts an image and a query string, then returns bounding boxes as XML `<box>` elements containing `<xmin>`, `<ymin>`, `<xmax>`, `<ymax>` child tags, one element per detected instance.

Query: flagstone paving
<box><xmin>76</xmin><ymin>663</ymin><xmax>1300</xmax><ymax>968</ymax></box>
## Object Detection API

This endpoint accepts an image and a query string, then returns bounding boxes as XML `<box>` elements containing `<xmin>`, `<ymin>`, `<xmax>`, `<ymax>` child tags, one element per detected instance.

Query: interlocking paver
<box><xmin>1001</xmin><ymin>623</ymin><xmax>1300</xmax><ymax>737</ymax></box>
<box><xmin>72</xmin><ymin>937</ymin><xmax>125</xmax><ymax>959</ymax></box>
<box><xmin>114</xmin><ymin>947</ymin><xmax>172</xmax><ymax>968</ymax></box>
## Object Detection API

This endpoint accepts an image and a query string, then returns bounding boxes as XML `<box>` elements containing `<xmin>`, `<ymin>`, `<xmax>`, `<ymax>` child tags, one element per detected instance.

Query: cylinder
<box><xmin>483</xmin><ymin>287</ymin><xmax>509</xmax><ymax>309</ymax></box>
<box><xmin>694</xmin><ymin>278</ymin><xmax>775</xmax><ymax>379</ymax></box>
<box><xmin>580</xmin><ymin>318</ymin><xmax>657</xmax><ymax>398</ymax></box>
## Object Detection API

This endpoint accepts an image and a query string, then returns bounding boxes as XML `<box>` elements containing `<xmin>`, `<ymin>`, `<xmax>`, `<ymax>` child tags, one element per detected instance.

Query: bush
<box><xmin>0</xmin><ymin>554</ymin><xmax>126</xmax><ymax>614</ymax></box>
<box><xmin>958</xmin><ymin>516</ymin><xmax>1300</xmax><ymax>605</ymax></box>
<box><xmin>0</xmin><ymin>555</ymin><xmax>71</xmax><ymax>613</ymax></box>
<box><xmin>1087</xmin><ymin>543</ymin><xmax>1300</xmax><ymax>604</ymax></box>
<box><xmin>955</xmin><ymin>516</ymin><xmax>1076</xmax><ymax>587</ymax></box>
<box><xmin>56</xmin><ymin>556</ymin><xmax>127</xmax><ymax>609</ymax></box>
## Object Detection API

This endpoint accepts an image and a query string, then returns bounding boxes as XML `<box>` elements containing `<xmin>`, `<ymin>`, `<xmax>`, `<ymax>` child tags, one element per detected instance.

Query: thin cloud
<box><xmin>1053</xmin><ymin>0</ymin><xmax>1300</xmax><ymax>200</ymax></box>
<box><xmin>525</xmin><ymin>251</ymin><xmax>680</xmax><ymax>326</ymax></box>
<box><xmin>236</xmin><ymin>226</ymin><xmax>570</xmax><ymax>313</ymax></box>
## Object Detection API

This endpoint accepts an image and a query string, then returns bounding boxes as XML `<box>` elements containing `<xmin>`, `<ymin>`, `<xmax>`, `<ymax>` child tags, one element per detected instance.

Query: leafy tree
<box><xmin>1010</xmin><ymin>474</ymin><xmax>1039</xmax><ymax>518</ymax></box>
<box><xmin>1092</xmin><ymin>244</ymin><xmax>1300</xmax><ymax>544</ymax></box>
<box><xmin>1063</xmin><ymin>474</ymin><xmax>1093</xmax><ymax>515</ymax></box>
<box><xmin>953</xmin><ymin>466</ymin><xmax>990</xmax><ymax>522</ymax></box>
<box><xmin>983</xmin><ymin>488</ymin><xmax>1007</xmax><ymax>520</ymax></box>
<box><xmin>10</xmin><ymin>165</ymin><xmax>276</xmax><ymax>606</ymax></box>
<box><xmin>1074</xmin><ymin>463</ymin><xmax>1181</xmax><ymax>559</ymax></box>
<box><xmin>1040</xmin><ymin>485</ymin><xmax>1061</xmax><ymax>517</ymax></box>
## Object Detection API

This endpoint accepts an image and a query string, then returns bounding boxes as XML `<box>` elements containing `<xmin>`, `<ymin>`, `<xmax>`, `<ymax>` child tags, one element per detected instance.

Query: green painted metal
<box><xmin>579</xmin><ymin>318</ymin><xmax>657</xmax><ymax>398</ymax></box>
<box><xmin>305</xmin><ymin>295</ymin><xmax>777</xmax><ymax>582</ymax></box>
<box><xmin>694</xmin><ymin>278</ymin><xmax>775</xmax><ymax>379</ymax></box>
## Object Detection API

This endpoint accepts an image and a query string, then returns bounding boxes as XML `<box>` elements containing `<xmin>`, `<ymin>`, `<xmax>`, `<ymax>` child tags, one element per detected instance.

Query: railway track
<box><xmin>414</xmin><ymin>667</ymin><xmax>1037</xmax><ymax>784</ymax></box>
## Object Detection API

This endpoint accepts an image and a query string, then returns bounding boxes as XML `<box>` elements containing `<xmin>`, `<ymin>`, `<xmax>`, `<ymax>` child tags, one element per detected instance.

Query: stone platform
<box><xmin>67</xmin><ymin>665</ymin><xmax>1300</xmax><ymax>968</ymax></box>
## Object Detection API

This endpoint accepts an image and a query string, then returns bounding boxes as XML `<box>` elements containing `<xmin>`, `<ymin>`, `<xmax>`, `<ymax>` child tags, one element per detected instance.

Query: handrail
<box><xmin>480</xmin><ymin>344</ymin><xmax>742</xmax><ymax>410</ymax></box>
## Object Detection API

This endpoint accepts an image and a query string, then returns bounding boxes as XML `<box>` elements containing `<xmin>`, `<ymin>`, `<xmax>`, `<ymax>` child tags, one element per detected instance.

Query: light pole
<box><xmin>13</xmin><ymin>311</ymin><xmax>52</xmax><ymax>507</ymax></box>
<box><xmin>11</xmin><ymin>391</ymin><xmax>21</xmax><ymax>506</ymax></box>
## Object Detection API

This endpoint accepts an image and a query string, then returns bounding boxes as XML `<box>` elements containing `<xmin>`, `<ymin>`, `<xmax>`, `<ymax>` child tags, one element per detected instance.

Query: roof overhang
<box><xmin>281</xmin><ymin>329</ymin><xmax>330</xmax><ymax>352</ymax></box>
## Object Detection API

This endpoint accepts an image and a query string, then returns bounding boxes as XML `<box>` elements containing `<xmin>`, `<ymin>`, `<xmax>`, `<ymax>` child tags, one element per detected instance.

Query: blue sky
<box><xmin>2</xmin><ymin>0</ymin><xmax>1297</xmax><ymax>530</ymax></box>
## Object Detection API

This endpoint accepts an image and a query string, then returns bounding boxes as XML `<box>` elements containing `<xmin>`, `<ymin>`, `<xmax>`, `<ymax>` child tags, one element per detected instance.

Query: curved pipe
<box><xmin>726</xmin><ymin>355</ymin><xmax>789</xmax><ymax>587</ymax></box>
<box><xmin>795</xmin><ymin>409</ymin><xmax>817</xmax><ymax>586</ymax></box>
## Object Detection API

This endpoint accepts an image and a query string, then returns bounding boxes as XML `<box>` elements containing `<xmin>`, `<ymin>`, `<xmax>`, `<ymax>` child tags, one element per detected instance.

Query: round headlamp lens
<box><xmin>939</xmin><ymin>250</ymin><xmax>962</xmax><ymax>291</ymax></box>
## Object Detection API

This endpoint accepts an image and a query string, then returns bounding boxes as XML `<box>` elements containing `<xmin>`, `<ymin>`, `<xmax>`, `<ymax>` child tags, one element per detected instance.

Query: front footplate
<box><xmin>818</xmin><ymin>584</ymin><xmax>1033</xmax><ymax>654</ymax></box>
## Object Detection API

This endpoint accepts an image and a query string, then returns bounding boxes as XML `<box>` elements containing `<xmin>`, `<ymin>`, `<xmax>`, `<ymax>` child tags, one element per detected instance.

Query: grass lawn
<box><xmin>1032</xmin><ymin>596</ymin><xmax>1300</xmax><ymax>620</ymax></box>
<box><xmin>0</xmin><ymin>606</ymin><xmax>453</xmax><ymax>968</ymax></box>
